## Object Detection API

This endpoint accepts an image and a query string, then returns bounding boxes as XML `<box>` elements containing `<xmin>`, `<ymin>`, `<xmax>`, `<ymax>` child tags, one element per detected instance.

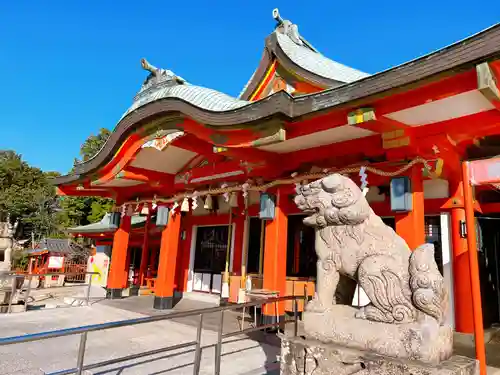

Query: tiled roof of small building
<box><xmin>28</xmin><ymin>238</ymin><xmax>77</xmax><ymax>254</ymax></box>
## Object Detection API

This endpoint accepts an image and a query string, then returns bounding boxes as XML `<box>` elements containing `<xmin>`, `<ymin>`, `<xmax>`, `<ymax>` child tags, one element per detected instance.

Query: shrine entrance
<box><xmin>477</xmin><ymin>216</ymin><xmax>500</xmax><ymax>328</ymax></box>
<box><xmin>192</xmin><ymin>225</ymin><xmax>231</xmax><ymax>294</ymax></box>
<box><xmin>286</xmin><ymin>215</ymin><xmax>316</xmax><ymax>278</ymax></box>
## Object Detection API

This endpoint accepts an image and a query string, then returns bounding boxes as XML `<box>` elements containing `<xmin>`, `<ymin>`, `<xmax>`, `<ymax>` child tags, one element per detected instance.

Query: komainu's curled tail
<box><xmin>409</xmin><ymin>243</ymin><xmax>448</xmax><ymax>324</ymax></box>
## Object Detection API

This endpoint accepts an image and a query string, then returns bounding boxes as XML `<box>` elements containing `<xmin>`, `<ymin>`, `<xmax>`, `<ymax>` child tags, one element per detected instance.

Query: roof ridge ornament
<box><xmin>134</xmin><ymin>58</ymin><xmax>187</xmax><ymax>101</ymax></box>
<box><xmin>272</xmin><ymin>8</ymin><xmax>303</xmax><ymax>46</ymax></box>
<box><xmin>140</xmin><ymin>58</ymin><xmax>186</xmax><ymax>85</ymax></box>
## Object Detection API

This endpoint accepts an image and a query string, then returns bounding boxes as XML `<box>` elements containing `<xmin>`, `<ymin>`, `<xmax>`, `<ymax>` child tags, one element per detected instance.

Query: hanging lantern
<box><xmin>156</xmin><ymin>206</ymin><xmax>169</xmax><ymax>227</ymax></box>
<box><xmin>259</xmin><ymin>193</ymin><xmax>276</xmax><ymax>220</ymax></box>
<box><xmin>229</xmin><ymin>191</ymin><xmax>239</xmax><ymax>208</ymax></box>
<box><xmin>204</xmin><ymin>194</ymin><xmax>213</xmax><ymax>210</ymax></box>
<box><xmin>181</xmin><ymin>197</ymin><xmax>190</xmax><ymax>212</ymax></box>
<box><xmin>390</xmin><ymin>177</ymin><xmax>412</xmax><ymax>212</ymax></box>
<box><xmin>110</xmin><ymin>212</ymin><xmax>121</xmax><ymax>227</ymax></box>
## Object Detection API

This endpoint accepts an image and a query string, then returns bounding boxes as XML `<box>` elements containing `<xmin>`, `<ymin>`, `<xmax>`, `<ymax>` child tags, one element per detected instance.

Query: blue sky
<box><xmin>1</xmin><ymin>1</ymin><xmax>499</xmax><ymax>174</ymax></box>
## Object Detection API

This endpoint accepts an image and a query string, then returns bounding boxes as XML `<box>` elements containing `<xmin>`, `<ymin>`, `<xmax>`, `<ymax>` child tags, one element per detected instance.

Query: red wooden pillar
<box><xmin>231</xmin><ymin>214</ymin><xmax>245</xmax><ymax>275</ymax></box>
<box><xmin>395</xmin><ymin>165</ymin><xmax>425</xmax><ymax>250</ymax></box>
<box><xmin>138</xmin><ymin>205</ymin><xmax>152</xmax><ymax>286</ymax></box>
<box><xmin>449</xmin><ymin>176</ymin><xmax>474</xmax><ymax>333</ymax></box>
<box><xmin>107</xmin><ymin>214</ymin><xmax>131</xmax><ymax>299</ymax></box>
<box><xmin>176</xmin><ymin>220</ymin><xmax>192</xmax><ymax>293</ymax></box>
<box><xmin>154</xmin><ymin>211</ymin><xmax>182</xmax><ymax>310</ymax></box>
<box><xmin>262</xmin><ymin>188</ymin><xmax>288</xmax><ymax>323</ymax></box>
<box><xmin>462</xmin><ymin>162</ymin><xmax>486</xmax><ymax>375</ymax></box>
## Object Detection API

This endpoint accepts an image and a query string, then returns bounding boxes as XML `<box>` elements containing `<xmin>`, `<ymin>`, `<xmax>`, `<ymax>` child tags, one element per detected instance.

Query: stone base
<box><xmin>153</xmin><ymin>296</ymin><xmax>175</xmax><ymax>310</ymax></box>
<box><xmin>304</xmin><ymin>305</ymin><xmax>453</xmax><ymax>363</ymax></box>
<box><xmin>280</xmin><ymin>336</ymin><xmax>478</xmax><ymax>375</ymax></box>
<box><xmin>106</xmin><ymin>288</ymin><xmax>122</xmax><ymax>299</ymax></box>
<box><xmin>128</xmin><ymin>286</ymin><xmax>140</xmax><ymax>297</ymax></box>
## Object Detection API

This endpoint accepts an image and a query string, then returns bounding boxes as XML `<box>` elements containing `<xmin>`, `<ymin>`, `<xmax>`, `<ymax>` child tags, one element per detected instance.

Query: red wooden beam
<box><xmin>121</xmin><ymin>166</ymin><xmax>175</xmax><ymax>184</ymax></box>
<box><xmin>176</xmin><ymin>133</ymin><xmax>278</xmax><ymax>164</ymax></box>
<box><xmin>56</xmin><ymin>186</ymin><xmax>116</xmax><ymax>199</ymax></box>
<box><xmin>375</xmin><ymin>70</ymin><xmax>478</xmax><ymax>116</ymax></box>
<box><xmin>286</xmin><ymin>134</ymin><xmax>383</xmax><ymax>167</ymax></box>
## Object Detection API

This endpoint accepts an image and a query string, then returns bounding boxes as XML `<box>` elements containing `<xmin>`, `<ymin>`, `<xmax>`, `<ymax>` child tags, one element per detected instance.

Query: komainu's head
<box><xmin>294</xmin><ymin>173</ymin><xmax>371</xmax><ymax>228</ymax></box>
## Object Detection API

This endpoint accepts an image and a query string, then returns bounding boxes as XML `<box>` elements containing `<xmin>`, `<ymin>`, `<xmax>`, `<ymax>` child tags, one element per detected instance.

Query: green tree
<box><xmin>79</xmin><ymin>128</ymin><xmax>111</xmax><ymax>162</ymax></box>
<box><xmin>60</xmin><ymin>128</ymin><xmax>114</xmax><ymax>227</ymax></box>
<box><xmin>0</xmin><ymin>151</ymin><xmax>62</xmax><ymax>239</ymax></box>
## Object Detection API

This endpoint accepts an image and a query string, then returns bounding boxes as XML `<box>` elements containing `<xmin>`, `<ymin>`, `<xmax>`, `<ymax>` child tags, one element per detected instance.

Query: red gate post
<box><xmin>462</xmin><ymin>161</ymin><xmax>487</xmax><ymax>375</ymax></box>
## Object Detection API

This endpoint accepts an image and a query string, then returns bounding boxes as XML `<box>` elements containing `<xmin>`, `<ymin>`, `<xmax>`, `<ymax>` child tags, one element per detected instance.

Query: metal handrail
<box><xmin>1</xmin><ymin>271</ymin><xmax>100</xmax><ymax>313</ymax></box>
<box><xmin>0</xmin><ymin>294</ymin><xmax>306</xmax><ymax>375</ymax></box>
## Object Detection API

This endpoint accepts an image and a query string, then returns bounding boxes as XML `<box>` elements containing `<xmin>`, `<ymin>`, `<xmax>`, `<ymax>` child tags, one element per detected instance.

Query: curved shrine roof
<box><xmin>54</xmin><ymin>21</ymin><xmax>500</xmax><ymax>188</ymax></box>
<box><xmin>274</xmin><ymin>32</ymin><xmax>369</xmax><ymax>84</ymax></box>
<box><xmin>239</xmin><ymin>9</ymin><xmax>370</xmax><ymax>99</ymax></box>
<box><xmin>120</xmin><ymin>59</ymin><xmax>249</xmax><ymax>121</ymax></box>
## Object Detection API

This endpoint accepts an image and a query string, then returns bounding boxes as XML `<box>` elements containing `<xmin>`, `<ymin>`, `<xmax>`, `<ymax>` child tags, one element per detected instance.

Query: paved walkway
<box><xmin>2</xmin><ymin>293</ymin><xmax>500</xmax><ymax>374</ymax></box>
<box><xmin>0</xmin><ymin>298</ymin><xmax>279</xmax><ymax>375</ymax></box>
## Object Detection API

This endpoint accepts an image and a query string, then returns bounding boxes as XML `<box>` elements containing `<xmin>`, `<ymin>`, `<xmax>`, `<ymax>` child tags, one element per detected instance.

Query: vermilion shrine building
<box><xmin>55</xmin><ymin>11</ymin><xmax>500</xmax><ymax>337</ymax></box>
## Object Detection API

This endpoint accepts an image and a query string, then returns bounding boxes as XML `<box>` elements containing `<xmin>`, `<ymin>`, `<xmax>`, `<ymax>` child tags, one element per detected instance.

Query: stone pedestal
<box><xmin>280</xmin><ymin>336</ymin><xmax>478</xmax><ymax>375</ymax></box>
<box><xmin>304</xmin><ymin>305</ymin><xmax>453</xmax><ymax>363</ymax></box>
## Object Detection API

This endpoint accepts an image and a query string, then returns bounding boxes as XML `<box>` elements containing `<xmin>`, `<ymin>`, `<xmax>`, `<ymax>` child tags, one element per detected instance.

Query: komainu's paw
<box><xmin>305</xmin><ymin>298</ymin><xmax>328</xmax><ymax>313</ymax></box>
<box><xmin>354</xmin><ymin>307</ymin><xmax>367</xmax><ymax>320</ymax></box>
<box><xmin>355</xmin><ymin>304</ymin><xmax>394</xmax><ymax>323</ymax></box>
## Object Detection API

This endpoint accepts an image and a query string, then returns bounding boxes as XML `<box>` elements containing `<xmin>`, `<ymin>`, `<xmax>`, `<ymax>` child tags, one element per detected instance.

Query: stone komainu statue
<box><xmin>294</xmin><ymin>173</ymin><xmax>448</xmax><ymax>325</ymax></box>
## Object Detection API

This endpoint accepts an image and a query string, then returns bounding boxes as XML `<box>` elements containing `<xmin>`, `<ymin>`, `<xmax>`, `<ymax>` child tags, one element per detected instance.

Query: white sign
<box><xmin>48</xmin><ymin>256</ymin><xmax>64</xmax><ymax>269</ymax></box>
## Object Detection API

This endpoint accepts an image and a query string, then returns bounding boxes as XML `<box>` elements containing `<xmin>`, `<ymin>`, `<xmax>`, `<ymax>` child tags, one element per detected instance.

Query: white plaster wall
<box><xmin>186</xmin><ymin>226</ymin><xmax>198</xmax><ymax>292</ymax></box>
<box><xmin>424</xmin><ymin>179</ymin><xmax>449</xmax><ymax>199</ymax></box>
<box><xmin>440</xmin><ymin>212</ymin><xmax>455</xmax><ymax>329</ymax></box>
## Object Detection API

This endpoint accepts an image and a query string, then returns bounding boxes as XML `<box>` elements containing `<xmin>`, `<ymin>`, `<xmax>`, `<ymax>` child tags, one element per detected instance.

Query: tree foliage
<box><xmin>0</xmin><ymin>151</ymin><xmax>62</xmax><ymax>239</ymax></box>
<box><xmin>60</xmin><ymin>128</ymin><xmax>114</xmax><ymax>228</ymax></box>
<box><xmin>79</xmin><ymin>128</ymin><xmax>111</xmax><ymax>162</ymax></box>
<box><xmin>0</xmin><ymin>128</ymin><xmax>115</xmax><ymax>244</ymax></box>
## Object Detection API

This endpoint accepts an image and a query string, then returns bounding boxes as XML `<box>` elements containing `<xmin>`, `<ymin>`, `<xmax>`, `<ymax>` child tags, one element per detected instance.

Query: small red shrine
<box><xmin>54</xmin><ymin>11</ymin><xmax>500</xmax><ymax>367</ymax></box>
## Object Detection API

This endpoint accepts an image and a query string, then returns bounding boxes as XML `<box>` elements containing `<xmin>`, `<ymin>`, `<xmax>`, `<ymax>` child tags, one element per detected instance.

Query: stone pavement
<box><xmin>2</xmin><ymin>292</ymin><xmax>500</xmax><ymax>374</ymax></box>
<box><xmin>0</xmin><ymin>297</ymin><xmax>280</xmax><ymax>375</ymax></box>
